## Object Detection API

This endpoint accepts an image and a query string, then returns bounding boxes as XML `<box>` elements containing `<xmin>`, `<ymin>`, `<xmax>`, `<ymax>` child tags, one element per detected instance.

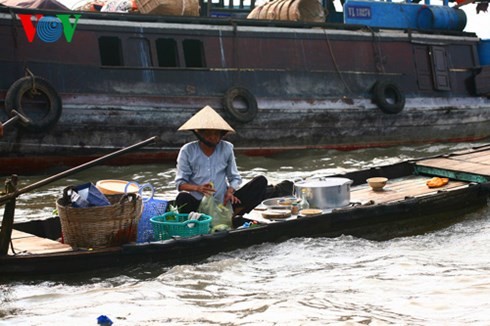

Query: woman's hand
<box><xmin>224</xmin><ymin>187</ymin><xmax>241</xmax><ymax>205</ymax></box>
<box><xmin>196</xmin><ymin>182</ymin><xmax>216</xmax><ymax>196</ymax></box>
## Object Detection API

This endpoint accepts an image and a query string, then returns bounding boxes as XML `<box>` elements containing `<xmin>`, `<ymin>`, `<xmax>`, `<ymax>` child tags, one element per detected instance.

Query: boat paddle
<box><xmin>0</xmin><ymin>135</ymin><xmax>159</xmax><ymax>205</ymax></box>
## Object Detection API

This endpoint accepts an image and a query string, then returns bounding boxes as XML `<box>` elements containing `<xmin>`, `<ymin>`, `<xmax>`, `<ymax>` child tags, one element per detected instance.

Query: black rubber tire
<box><xmin>372</xmin><ymin>80</ymin><xmax>405</xmax><ymax>114</ymax></box>
<box><xmin>4</xmin><ymin>76</ymin><xmax>62</xmax><ymax>132</ymax></box>
<box><xmin>223</xmin><ymin>87</ymin><xmax>258</xmax><ymax>123</ymax></box>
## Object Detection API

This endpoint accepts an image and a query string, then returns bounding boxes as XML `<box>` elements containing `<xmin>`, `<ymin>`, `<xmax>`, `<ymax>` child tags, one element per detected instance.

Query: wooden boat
<box><xmin>2</xmin><ymin>144</ymin><xmax>490</xmax><ymax>278</ymax></box>
<box><xmin>1</xmin><ymin>0</ymin><xmax>490</xmax><ymax>174</ymax></box>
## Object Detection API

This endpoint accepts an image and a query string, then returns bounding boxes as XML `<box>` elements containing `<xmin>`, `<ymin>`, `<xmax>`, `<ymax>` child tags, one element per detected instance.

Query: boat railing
<box><xmin>199</xmin><ymin>0</ymin><xmax>255</xmax><ymax>18</ymax></box>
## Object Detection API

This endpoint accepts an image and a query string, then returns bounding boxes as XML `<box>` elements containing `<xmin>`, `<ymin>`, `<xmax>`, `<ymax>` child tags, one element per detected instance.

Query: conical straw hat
<box><xmin>178</xmin><ymin>105</ymin><xmax>235</xmax><ymax>132</ymax></box>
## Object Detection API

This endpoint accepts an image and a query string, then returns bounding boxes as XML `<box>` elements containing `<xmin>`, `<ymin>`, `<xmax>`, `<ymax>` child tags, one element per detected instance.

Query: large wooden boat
<box><xmin>1</xmin><ymin>0</ymin><xmax>490</xmax><ymax>174</ymax></box>
<box><xmin>1</xmin><ymin>144</ymin><xmax>490</xmax><ymax>279</ymax></box>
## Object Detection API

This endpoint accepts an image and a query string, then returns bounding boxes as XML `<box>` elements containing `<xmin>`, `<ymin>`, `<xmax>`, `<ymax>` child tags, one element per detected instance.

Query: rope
<box><xmin>232</xmin><ymin>21</ymin><xmax>241</xmax><ymax>84</ymax></box>
<box><xmin>8</xmin><ymin>8</ymin><xmax>18</xmax><ymax>49</ymax></box>
<box><xmin>323</xmin><ymin>29</ymin><xmax>353</xmax><ymax>95</ymax></box>
<box><xmin>10</xmin><ymin>238</ymin><xmax>17</xmax><ymax>255</ymax></box>
<box><xmin>368</xmin><ymin>26</ymin><xmax>385</xmax><ymax>74</ymax></box>
<box><xmin>25</xmin><ymin>67</ymin><xmax>38</xmax><ymax>92</ymax></box>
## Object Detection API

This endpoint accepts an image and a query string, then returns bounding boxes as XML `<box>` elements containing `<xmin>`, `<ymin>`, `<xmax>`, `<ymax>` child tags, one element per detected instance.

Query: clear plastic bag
<box><xmin>198</xmin><ymin>195</ymin><xmax>233</xmax><ymax>227</ymax></box>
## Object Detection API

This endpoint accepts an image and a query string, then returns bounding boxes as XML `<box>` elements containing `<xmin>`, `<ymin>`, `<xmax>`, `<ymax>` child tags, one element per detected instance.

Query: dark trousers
<box><xmin>176</xmin><ymin>176</ymin><xmax>268</xmax><ymax>216</ymax></box>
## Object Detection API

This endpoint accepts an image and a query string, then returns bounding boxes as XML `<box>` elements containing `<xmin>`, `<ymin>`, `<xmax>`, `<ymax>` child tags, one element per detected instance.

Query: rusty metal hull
<box><xmin>1</xmin><ymin>8</ymin><xmax>490</xmax><ymax>174</ymax></box>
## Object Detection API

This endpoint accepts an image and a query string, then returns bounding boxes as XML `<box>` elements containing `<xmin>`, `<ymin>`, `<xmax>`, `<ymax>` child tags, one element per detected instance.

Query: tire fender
<box><xmin>4</xmin><ymin>76</ymin><xmax>62</xmax><ymax>132</ymax></box>
<box><xmin>372</xmin><ymin>80</ymin><xmax>405</xmax><ymax>114</ymax></box>
<box><xmin>223</xmin><ymin>87</ymin><xmax>258</xmax><ymax>123</ymax></box>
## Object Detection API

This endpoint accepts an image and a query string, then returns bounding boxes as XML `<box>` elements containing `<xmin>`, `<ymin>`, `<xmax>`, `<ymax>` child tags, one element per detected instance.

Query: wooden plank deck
<box><xmin>245</xmin><ymin>176</ymin><xmax>469</xmax><ymax>224</ymax></box>
<box><xmin>415</xmin><ymin>148</ymin><xmax>490</xmax><ymax>182</ymax></box>
<box><xmin>350</xmin><ymin>176</ymin><xmax>467</xmax><ymax>205</ymax></box>
<box><xmin>8</xmin><ymin>230</ymin><xmax>73</xmax><ymax>256</ymax></box>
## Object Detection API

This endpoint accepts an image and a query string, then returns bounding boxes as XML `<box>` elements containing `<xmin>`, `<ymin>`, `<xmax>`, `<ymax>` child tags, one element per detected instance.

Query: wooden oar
<box><xmin>0</xmin><ymin>136</ymin><xmax>158</xmax><ymax>204</ymax></box>
<box><xmin>0</xmin><ymin>136</ymin><xmax>158</xmax><ymax>255</ymax></box>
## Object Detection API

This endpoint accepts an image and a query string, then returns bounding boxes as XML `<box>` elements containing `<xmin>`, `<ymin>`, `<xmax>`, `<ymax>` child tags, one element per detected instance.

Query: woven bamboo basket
<box><xmin>247</xmin><ymin>0</ymin><xmax>325</xmax><ymax>23</ymax></box>
<box><xmin>136</xmin><ymin>0</ymin><xmax>199</xmax><ymax>16</ymax></box>
<box><xmin>56</xmin><ymin>192</ymin><xmax>143</xmax><ymax>248</ymax></box>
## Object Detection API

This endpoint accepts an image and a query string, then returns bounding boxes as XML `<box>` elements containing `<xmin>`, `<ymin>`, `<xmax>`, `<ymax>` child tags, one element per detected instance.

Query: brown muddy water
<box><xmin>1</xmin><ymin>142</ymin><xmax>490</xmax><ymax>325</ymax></box>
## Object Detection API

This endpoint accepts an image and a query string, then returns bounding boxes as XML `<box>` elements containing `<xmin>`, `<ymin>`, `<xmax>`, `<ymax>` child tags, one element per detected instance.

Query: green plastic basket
<box><xmin>150</xmin><ymin>212</ymin><xmax>212</xmax><ymax>240</ymax></box>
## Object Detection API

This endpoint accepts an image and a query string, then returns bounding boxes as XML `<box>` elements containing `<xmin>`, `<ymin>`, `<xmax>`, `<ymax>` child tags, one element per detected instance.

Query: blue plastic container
<box><xmin>343</xmin><ymin>1</ymin><xmax>466</xmax><ymax>31</ymax></box>
<box><xmin>344</xmin><ymin>1</ymin><xmax>421</xmax><ymax>29</ymax></box>
<box><xmin>478</xmin><ymin>40</ymin><xmax>490</xmax><ymax>66</ymax></box>
<box><xmin>417</xmin><ymin>6</ymin><xmax>466</xmax><ymax>31</ymax></box>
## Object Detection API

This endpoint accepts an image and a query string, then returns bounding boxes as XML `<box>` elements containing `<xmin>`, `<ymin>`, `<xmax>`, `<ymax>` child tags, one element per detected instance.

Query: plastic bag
<box><xmin>100</xmin><ymin>0</ymin><xmax>136</xmax><ymax>12</ymax></box>
<box><xmin>123</xmin><ymin>182</ymin><xmax>168</xmax><ymax>243</ymax></box>
<box><xmin>198</xmin><ymin>195</ymin><xmax>233</xmax><ymax>227</ymax></box>
<box><xmin>69</xmin><ymin>182</ymin><xmax>110</xmax><ymax>208</ymax></box>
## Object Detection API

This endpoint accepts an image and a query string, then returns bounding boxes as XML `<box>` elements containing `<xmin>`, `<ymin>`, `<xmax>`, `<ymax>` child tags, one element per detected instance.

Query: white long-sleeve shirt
<box><xmin>175</xmin><ymin>140</ymin><xmax>242</xmax><ymax>203</ymax></box>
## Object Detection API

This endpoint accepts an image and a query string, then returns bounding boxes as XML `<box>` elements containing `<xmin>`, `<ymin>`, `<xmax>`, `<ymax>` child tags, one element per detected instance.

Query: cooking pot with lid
<box><xmin>293</xmin><ymin>177</ymin><xmax>353</xmax><ymax>209</ymax></box>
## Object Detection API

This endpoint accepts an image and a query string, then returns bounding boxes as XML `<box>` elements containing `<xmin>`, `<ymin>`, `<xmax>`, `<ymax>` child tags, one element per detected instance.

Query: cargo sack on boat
<box><xmin>247</xmin><ymin>0</ymin><xmax>325</xmax><ymax>23</ymax></box>
<box><xmin>136</xmin><ymin>0</ymin><xmax>199</xmax><ymax>16</ymax></box>
<box><xmin>56</xmin><ymin>191</ymin><xmax>143</xmax><ymax>248</ymax></box>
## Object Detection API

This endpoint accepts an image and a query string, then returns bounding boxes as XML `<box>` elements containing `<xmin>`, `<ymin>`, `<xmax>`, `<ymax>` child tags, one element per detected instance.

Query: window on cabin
<box><xmin>183</xmin><ymin>39</ymin><xmax>205</xmax><ymax>68</ymax></box>
<box><xmin>99</xmin><ymin>36</ymin><xmax>123</xmax><ymax>66</ymax></box>
<box><xmin>156</xmin><ymin>39</ymin><xmax>178</xmax><ymax>67</ymax></box>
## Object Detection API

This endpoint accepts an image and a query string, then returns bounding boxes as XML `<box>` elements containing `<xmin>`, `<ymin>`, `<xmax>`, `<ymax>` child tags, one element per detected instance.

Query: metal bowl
<box><xmin>261</xmin><ymin>196</ymin><xmax>298</xmax><ymax>210</ymax></box>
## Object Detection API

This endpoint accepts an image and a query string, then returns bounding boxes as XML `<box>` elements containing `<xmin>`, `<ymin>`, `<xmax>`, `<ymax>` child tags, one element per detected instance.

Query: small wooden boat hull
<box><xmin>2</xmin><ymin>146</ymin><xmax>490</xmax><ymax>278</ymax></box>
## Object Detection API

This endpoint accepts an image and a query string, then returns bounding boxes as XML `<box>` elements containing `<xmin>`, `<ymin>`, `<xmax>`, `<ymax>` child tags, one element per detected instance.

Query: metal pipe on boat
<box><xmin>0</xmin><ymin>136</ymin><xmax>159</xmax><ymax>205</ymax></box>
<box><xmin>0</xmin><ymin>110</ymin><xmax>31</xmax><ymax>129</ymax></box>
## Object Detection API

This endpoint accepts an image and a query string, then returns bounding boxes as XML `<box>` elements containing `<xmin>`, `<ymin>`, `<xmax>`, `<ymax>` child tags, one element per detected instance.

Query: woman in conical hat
<box><xmin>177</xmin><ymin>105</ymin><xmax>235</xmax><ymax>133</ymax></box>
<box><xmin>174</xmin><ymin>105</ymin><xmax>270</xmax><ymax>226</ymax></box>
<box><xmin>177</xmin><ymin>105</ymin><xmax>235</xmax><ymax>149</ymax></box>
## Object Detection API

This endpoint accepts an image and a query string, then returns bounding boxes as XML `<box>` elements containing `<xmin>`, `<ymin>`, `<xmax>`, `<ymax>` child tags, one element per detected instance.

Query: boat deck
<box><xmin>9</xmin><ymin>230</ymin><xmax>73</xmax><ymax>255</ymax></box>
<box><xmin>352</xmin><ymin>145</ymin><xmax>490</xmax><ymax>204</ymax></box>
<box><xmin>350</xmin><ymin>176</ymin><xmax>467</xmax><ymax>204</ymax></box>
<box><xmin>415</xmin><ymin>145</ymin><xmax>490</xmax><ymax>183</ymax></box>
<box><xmin>351</xmin><ymin>145</ymin><xmax>490</xmax><ymax>203</ymax></box>
<box><xmin>246</xmin><ymin>146</ymin><xmax>490</xmax><ymax>223</ymax></box>
<box><xmin>247</xmin><ymin>175</ymin><xmax>470</xmax><ymax>224</ymax></box>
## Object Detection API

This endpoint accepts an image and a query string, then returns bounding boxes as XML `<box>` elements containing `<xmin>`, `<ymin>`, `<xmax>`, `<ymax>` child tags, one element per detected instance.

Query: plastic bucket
<box><xmin>478</xmin><ymin>40</ymin><xmax>490</xmax><ymax>66</ymax></box>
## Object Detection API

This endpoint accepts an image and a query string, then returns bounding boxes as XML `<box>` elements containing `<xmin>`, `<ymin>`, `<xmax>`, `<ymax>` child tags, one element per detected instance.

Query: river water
<box><xmin>2</xmin><ymin>142</ymin><xmax>490</xmax><ymax>325</ymax></box>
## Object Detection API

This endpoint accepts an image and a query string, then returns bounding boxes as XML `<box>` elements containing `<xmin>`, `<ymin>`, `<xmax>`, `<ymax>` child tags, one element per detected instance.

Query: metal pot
<box><xmin>294</xmin><ymin>177</ymin><xmax>353</xmax><ymax>209</ymax></box>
